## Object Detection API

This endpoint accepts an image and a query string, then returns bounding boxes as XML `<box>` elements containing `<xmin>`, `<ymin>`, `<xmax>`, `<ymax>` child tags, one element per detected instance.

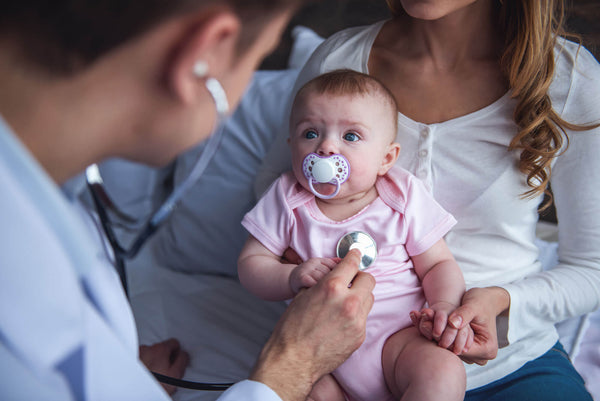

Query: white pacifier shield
<box><xmin>312</xmin><ymin>159</ymin><xmax>336</xmax><ymax>183</ymax></box>
<box><xmin>302</xmin><ymin>153</ymin><xmax>350</xmax><ymax>184</ymax></box>
<box><xmin>302</xmin><ymin>153</ymin><xmax>351</xmax><ymax>199</ymax></box>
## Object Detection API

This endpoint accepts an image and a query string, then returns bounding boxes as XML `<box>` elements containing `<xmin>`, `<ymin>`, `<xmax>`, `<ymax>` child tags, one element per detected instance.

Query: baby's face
<box><xmin>289</xmin><ymin>91</ymin><xmax>397</xmax><ymax>199</ymax></box>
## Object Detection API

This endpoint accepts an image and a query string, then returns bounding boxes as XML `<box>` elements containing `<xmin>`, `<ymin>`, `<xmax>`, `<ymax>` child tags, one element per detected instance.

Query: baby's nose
<box><xmin>317</xmin><ymin>138</ymin><xmax>337</xmax><ymax>156</ymax></box>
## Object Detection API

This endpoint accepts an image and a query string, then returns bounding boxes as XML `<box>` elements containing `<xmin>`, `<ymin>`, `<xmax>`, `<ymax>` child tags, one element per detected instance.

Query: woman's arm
<box><xmin>500</xmin><ymin>47</ymin><xmax>600</xmax><ymax>344</ymax></box>
<box><xmin>447</xmin><ymin>122</ymin><xmax>600</xmax><ymax>362</ymax></box>
<box><xmin>501</xmin><ymin>127</ymin><xmax>600</xmax><ymax>344</ymax></box>
<box><xmin>449</xmin><ymin>47</ymin><xmax>600</xmax><ymax>363</ymax></box>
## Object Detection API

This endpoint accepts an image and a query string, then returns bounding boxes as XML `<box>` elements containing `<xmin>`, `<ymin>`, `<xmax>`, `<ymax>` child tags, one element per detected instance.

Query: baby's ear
<box><xmin>378</xmin><ymin>142</ymin><xmax>401</xmax><ymax>175</ymax></box>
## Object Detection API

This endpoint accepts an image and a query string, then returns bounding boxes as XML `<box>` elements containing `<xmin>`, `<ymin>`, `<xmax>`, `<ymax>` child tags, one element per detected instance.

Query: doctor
<box><xmin>0</xmin><ymin>1</ymin><xmax>376</xmax><ymax>400</ymax></box>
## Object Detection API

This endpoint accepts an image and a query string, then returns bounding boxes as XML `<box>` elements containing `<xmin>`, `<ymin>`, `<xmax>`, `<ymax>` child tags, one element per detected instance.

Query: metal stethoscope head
<box><xmin>336</xmin><ymin>231</ymin><xmax>377</xmax><ymax>271</ymax></box>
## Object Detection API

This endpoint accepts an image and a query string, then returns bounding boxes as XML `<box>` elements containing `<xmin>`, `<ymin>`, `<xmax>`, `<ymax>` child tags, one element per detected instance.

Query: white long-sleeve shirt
<box><xmin>256</xmin><ymin>21</ymin><xmax>600</xmax><ymax>390</ymax></box>
<box><xmin>0</xmin><ymin>117</ymin><xmax>281</xmax><ymax>400</ymax></box>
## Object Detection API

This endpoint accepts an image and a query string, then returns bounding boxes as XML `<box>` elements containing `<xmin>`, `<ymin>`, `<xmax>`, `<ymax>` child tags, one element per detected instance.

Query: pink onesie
<box><xmin>242</xmin><ymin>166</ymin><xmax>456</xmax><ymax>401</ymax></box>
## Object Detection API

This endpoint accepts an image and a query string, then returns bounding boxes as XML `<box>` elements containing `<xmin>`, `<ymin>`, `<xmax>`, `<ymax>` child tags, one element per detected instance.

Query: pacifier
<box><xmin>302</xmin><ymin>153</ymin><xmax>350</xmax><ymax>199</ymax></box>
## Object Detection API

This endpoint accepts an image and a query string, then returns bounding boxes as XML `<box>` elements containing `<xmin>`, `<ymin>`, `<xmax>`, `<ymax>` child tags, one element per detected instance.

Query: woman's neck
<box><xmin>385</xmin><ymin>1</ymin><xmax>501</xmax><ymax>70</ymax></box>
<box><xmin>369</xmin><ymin>1</ymin><xmax>507</xmax><ymax>124</ymax></box>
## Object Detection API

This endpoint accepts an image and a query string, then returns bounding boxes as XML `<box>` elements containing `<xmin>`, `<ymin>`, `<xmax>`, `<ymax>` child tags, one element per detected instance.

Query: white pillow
<box><xmin>288</xmin><ymin>26</ymin><xmax>327</xmax><ymax>69</ymax></box>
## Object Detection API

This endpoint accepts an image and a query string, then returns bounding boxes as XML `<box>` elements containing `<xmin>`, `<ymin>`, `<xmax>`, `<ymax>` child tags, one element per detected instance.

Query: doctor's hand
<box><xmin>251</xmin><ymin>249</ymin><xmax>375</xmax><ymax>401</ymax></box>
<box><xmin>139</xmin><ymin>338</ymin><xmax>190</xmax><ymax>395</ymax></box>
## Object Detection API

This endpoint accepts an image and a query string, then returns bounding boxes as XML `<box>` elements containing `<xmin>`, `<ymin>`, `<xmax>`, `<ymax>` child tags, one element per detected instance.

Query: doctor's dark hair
<box><xmin>293</xmin><ymin>69</ymin><xmax>399</xmax><ymax>140</ymax></box>
<box><xmin>0</xmin><ymin>0</ymin><xmax>304</xmax><ymax>76</ymax></box>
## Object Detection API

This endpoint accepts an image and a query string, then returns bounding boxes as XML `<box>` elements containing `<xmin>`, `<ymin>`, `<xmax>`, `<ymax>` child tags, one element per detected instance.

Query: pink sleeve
<box><xmin>402</xmin><ymin>175</ymin><xmax>457</xmax><ymax>256</ymax></box>
<box><xmin>241</xmin><ymin>175</ymin><xmax>293</xmax><ymax>257</ymax></box>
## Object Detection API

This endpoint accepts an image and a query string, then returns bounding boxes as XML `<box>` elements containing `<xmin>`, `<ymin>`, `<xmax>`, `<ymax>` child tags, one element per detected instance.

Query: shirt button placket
<box><xmin>417</xmin><ymin>126</ymin><xmax>433</xmax><ymax>188</ymax></box>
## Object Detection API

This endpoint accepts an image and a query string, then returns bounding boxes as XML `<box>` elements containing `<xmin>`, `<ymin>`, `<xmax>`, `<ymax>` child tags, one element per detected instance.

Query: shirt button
<box><xmin>421</xmin><ymin>129</ymin><xmax>429</xmax><ymax>138</ymax></box>
<box><xmin>417</xmin><ymin>170</ymin><xmax>427</xmax><ymax>179</ymax></box>
<box><xmin>419</xmin><ymin>149</ymin><xmax>428</xmax><ymax>158</ymax></box>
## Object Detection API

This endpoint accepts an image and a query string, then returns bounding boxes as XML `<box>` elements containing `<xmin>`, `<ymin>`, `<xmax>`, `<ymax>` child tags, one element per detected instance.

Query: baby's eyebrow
<box><xmin>339</xmin><ymin>120</ymin><xmax>369</xmax><ymax>131</ymax></box>
<box><xmin>292</xmin><ymin>116</ymin><xmax>321</xmax><ymax>130</ymax></box>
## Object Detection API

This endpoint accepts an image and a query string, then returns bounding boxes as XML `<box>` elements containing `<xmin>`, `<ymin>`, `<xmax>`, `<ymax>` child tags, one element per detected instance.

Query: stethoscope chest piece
<box><xmin>336</xmin><ymin>231</ymin><xmax>377</xmax><ymax>271</ymax></box>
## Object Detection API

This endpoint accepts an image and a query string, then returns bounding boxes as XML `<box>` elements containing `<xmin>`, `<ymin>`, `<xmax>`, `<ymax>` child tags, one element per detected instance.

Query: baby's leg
<box><xmin>382</xmin><ymin>326</ymin><xmax>466</xmax><ymax>401</ymax></box>
<box><xmin>307</xmin><ymin>373</ymin><xmax>346</xmax><ymax>401</ymax></box>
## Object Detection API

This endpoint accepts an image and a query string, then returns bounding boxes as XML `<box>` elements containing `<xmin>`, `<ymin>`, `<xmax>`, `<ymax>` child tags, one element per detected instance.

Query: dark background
<box><xmin>262</xmin><ymin>0</ymin><xmax>600</xmax><ymax>69</ymax></box>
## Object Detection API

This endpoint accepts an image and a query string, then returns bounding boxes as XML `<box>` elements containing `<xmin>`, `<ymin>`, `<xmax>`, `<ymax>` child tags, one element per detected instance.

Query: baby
<box><xmin>238</xmin><ymin>69</ymin><xmax>470</xmax><ymax>401</ymax></box>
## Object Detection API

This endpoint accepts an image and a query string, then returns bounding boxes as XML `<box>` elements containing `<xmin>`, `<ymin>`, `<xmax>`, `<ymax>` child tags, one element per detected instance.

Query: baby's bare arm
<box><xmin>238</xmin><ymin>236</ymin><xmax>339</xmax><ymax>300</ymax></box>
<box><xmin>238</xmin><ymin>235</ymin><xmax>297</xmax><ymax>301</ymax></box>
<box><xmin>412</xmin><ymin>239</ymin><xmax>473</xmax><ymax>353</ymax></box>
<box><xmin>412</xmin><ymin>239</ymin><xmax>465</xmax><ymax>309</ymax></box>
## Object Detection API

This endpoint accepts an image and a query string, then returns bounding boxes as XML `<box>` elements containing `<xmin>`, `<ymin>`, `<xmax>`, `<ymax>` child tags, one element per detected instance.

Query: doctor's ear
<box><xmin>168</xmin><ymin>9</ymin><xmax>241</xmax><ymax>103</ymax></box>
<box><xmin>378</xmin><ymin>142</ymin><xmax>401</xmax><ymax>176</ymax></box>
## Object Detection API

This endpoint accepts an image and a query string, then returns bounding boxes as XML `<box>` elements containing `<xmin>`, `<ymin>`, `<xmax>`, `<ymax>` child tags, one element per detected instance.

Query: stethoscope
<box><xmin>86</xmin><ymin>75</ymin><xmax>380</xmax><ymax>391</ymax></box>
<box><xmin>86</xmin><ymin>76</ymin><xmax>234</xmax><ymax>391</ymax></box>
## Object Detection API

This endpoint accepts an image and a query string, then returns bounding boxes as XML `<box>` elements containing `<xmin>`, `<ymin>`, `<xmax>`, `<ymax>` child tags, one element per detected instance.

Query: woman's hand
<box><xmin>410</xmin><ymin>301</ymin><xmax>474</xmax><ymax>355</ymax></box>
<box><xmin>139</xmin><ymin>338</ymin><xmax>190</xmax><ymax>395</ymax></box>
<box><xmin>447</xmin><ymin>287</ymin><xmax>510</xmax><ymax>365</ymax></box>
<box><xmin>251</xmin><ymin>249</ymin><xmax>375</xmax><ymax>401</ymax></box>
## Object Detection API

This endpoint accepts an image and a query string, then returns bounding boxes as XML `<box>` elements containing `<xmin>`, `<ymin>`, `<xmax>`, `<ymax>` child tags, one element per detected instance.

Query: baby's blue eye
<box><xmin>344</xmin><ymin>132</ymin><xmax>359</xmax><ymax>142</ymax></box>
<box><xmin>305</xmin><ymin>130</ymin><xmax>318</xmax><ymax>139</ymax></box>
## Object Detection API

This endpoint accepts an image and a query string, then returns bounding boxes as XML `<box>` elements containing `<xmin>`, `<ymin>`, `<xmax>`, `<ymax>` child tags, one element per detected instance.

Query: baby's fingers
<box><xmin>410</xmin><ymin>309</ymin><xmax>435</xmax><ymax>340</ymax></box>
<box><xmin>448</xmin><ymin>327</ymin><xmax>469</xmax><ymax>355</ymax></box>
<box><xmin>432</xmin><ymin>311</ymin><xmax>449</xmax><ymax>340</ymax></box>
<box><xmin>437</xmin><ymin>325</ymin><xmax>458</xmax><ymax>350</ymax></box>
<box><xmin>321</xmin><ymin>258</ymin><xmax>339</xmax><ymax>270</ymax></box>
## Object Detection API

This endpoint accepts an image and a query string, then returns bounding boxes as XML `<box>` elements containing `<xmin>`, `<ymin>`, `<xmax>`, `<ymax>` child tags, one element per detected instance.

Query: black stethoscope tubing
<box><xmin>87</xmin><ymin>180</ymin><xmax>234</xmax><ymax>391</ymax></box>
<box><xmin>85</xmin><ymin>76</ymin><xmax>235</xmax><ymax>391</ymax></box>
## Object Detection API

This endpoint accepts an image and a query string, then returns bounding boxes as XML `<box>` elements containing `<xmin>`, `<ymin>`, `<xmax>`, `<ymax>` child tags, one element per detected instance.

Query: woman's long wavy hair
<box><xmin>386</xmin><ymin>0</ymin><xmax>598</xmax><ymax>209</ymax></box>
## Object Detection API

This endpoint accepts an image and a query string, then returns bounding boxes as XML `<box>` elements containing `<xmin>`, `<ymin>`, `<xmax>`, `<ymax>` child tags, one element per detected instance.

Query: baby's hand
<box><xmin>410</xmin><ymin>302</ymin><xmax>474</xmax><ymax>355</ymax></box>
<box><xmin>289</xmin><ymin>257</ymin><xmax>339</xmax><ymax>294</ymax></box>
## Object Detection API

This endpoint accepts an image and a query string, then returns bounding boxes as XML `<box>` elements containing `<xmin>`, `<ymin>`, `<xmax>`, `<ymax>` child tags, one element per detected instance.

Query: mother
<box><xmin>0</xmin><ymin>1</ymin><xmax>377</xmax><ymax>400</ymax></box>
<box><xmin>258</xmin><ymin>0</ymin><xmax>600</xmax><ymax>399</ymax></box>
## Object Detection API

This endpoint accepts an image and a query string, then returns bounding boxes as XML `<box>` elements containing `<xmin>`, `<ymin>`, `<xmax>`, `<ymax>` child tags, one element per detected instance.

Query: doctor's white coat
<box><xmin>0</xmin><ymin>117</ymin><xmax>280</xmax><ymax>401</ymax></box>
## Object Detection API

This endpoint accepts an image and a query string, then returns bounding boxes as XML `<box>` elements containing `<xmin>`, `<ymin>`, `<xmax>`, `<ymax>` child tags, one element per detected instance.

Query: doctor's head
<box><xmin>289</xmin><ymin>69</ymin><xmax>401</xmax><ymax>201</ymax></box>
<box><xmin>0</xmin><ymin>0</ymin><xmax>305</xmax><ymax>178</ymax></box>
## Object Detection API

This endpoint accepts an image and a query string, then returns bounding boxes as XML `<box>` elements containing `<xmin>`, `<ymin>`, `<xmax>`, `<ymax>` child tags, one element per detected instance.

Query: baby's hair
<box><xmin>293</xmin><ymin>69</ymin><xmax>399</xmax><ymax>139</ymax></box>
